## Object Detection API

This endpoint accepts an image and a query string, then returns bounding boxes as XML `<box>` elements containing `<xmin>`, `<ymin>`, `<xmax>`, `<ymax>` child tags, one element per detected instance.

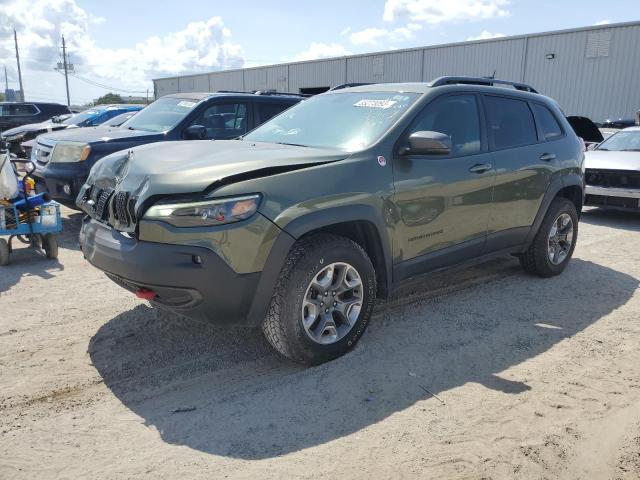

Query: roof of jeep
<box><xmin>333</xmin><ymin>81</ymin><xmax>547</xmax><ymax>102</ymax></box>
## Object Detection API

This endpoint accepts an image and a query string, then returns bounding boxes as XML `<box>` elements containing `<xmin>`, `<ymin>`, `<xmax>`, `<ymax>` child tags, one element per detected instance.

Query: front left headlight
<box><xmin>143</xmin><ymin>194</ymin><xmax>262</xmax><ymax>227</ymax></box>
<box><xmin>50</xmin><ymin>141</ymin><xmax>91</xmax><ymax>163</ymax></box>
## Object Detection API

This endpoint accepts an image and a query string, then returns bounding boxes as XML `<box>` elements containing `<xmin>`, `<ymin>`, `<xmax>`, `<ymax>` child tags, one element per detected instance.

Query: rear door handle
<box><xmin>468</xmin><ymin>163</ymin><xmax>492</xmax><ymax>174</ymax></box>
<box><xmin>539</xmin><ymin>153</ymin><xmax>556</xmax><ymax>161</ymax></box>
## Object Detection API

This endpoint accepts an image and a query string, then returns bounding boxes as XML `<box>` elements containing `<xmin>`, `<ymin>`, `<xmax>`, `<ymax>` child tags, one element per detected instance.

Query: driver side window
<box><xmin>190</xmin><ymin>102</ymin><xmax>248</xmax><ymax>140</ymax></box>
<box><xmin>408</xmin><ymin>94</ymin><xmax>481</xmax><ymax>156</ymax></box>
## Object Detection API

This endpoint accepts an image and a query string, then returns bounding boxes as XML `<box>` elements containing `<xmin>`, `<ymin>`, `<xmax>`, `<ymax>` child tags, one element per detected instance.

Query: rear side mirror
<box><xmin>401</xmin><ymin>131</ymin><xmax>452</xmax><ymax>155</ymax></box>
<box><xmin>184</xmin><ymin>124</ymin><xmax>207</xmax><ymax>140</ymax></box>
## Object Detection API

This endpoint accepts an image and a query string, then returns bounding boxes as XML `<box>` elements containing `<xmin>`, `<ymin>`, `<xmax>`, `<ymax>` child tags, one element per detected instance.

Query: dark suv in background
<box><xmin>0</xmin><ymin>102</ymin><xmax>70</xmax><ymax>132</ymax></box>
<box><xmin>78</xmin><ymin>77</ymin><xmax>584</xmax><ymax>365</ymax></box>
<box><xmin>33</xmin><ymin>91</ymin><xmax>303</xmax><ymax>207</ymax></box>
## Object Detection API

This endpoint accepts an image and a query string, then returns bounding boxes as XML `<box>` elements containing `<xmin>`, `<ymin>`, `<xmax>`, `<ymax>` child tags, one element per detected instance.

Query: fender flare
<box><xmin>245</xmin><ymin>205</ymin><xmax>394</xmax><ymax>326</ymax></box>
<box><xmin>525</xmin><ymin>174</ymin><xmax>584</xmax><ymax>245</ymax></box>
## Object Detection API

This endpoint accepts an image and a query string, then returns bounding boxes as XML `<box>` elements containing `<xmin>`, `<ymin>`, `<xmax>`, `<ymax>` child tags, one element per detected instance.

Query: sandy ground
<box><xmin>1</xmin><ymin>206</ymin><xmax>639</xmax><ymax>480</ymax></box>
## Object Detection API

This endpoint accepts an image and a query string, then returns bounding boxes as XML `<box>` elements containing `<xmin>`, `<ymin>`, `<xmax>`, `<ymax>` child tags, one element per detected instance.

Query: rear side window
<box><xmin>0</xmin><ymin>104</ymin><xmax>38</xmax><ymax>116</ymax></box>
<box><xmin>484</xmin><ymin>96</ymin><xmax>537</xmax><ymax>149</ymax></box>
<box><xmin>531</xmin><ymin>103</ymin><xmax>563</xmax><ymax>140</ymax></box>
<box><xmin>14</xmin><ymin>104</ymin><xmax>38</xmax><ymax>115</ymax></box>
<box><xmin>257</xmin><ymin>102</ymin><xmax>291</xmax><ymax>124</ymax></box>
<box><xmin>408</xmin><ymin>94</ymin><xmax>481</xmax><ymax>156</ymax></box>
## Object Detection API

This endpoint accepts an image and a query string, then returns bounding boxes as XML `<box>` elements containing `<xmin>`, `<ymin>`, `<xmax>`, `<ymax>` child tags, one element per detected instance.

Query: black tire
<box><xmin>43</xmin><ymin>233</ymin><xmax>58</xmax><ymax>259</ymax></box>
<box><xmin>520</xmin><ymin>197</ymin><xmax>578</xmax><ymax>277</ymax></box>
<box><xmin>0</xmin><ymin>238</ymin><xmax>9</xmax><ymax>266</ymax></box>
<box><xmin>262</xmin><ymin>234</ymin><xmax>377</xmax><ymax>365</ymax></box>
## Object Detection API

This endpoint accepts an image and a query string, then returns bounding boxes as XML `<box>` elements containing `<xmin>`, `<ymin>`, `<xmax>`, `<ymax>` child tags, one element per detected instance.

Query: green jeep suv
<box><xmin>77</xmin><ymin>77</ymin><xmax>585</xmax><ymax>365</ymax></box>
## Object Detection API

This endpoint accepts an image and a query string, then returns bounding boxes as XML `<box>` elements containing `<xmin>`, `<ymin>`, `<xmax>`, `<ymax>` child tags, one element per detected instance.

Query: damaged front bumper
<box><xmin>79</xmin><ymin>217</ymin><xmax>263</xmax><ymax>325</ymax></box>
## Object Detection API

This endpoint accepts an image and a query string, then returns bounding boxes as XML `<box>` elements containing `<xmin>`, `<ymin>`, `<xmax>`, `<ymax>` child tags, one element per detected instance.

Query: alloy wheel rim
<box><xmin>547</xmin><ymin>213</ymin><xmax>574</xmax><ymax>265</ymax></box>
<box><xmin>301</xmin><ymin>262</ymin><xmax>363</xmax><ymax>345</ymax></box>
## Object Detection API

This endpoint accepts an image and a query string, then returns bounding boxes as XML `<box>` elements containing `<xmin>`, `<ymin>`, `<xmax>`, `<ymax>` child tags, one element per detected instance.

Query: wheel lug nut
<box><xmin>325</xmin><ymin>309</ymin><xmax>329</xmax><ymax>313</ymax></box>
<box><xmin>324</xmin><ymin>291</ymin><xmax>328</xmax><ymax>296</ymax></box>
<box><xmin>320</xmin><ymin>302</ymin><xmax>324</xmax><ymax>306</ymax></box>
<box><xmin>333</xmin><ymin>302</ymin><xmax>337</xmax><ymax>307</ymax></box>
<box><xmin>332</xmin><ymin>291</ymin><xmax>336</xmax><ymax>296</ymax></box>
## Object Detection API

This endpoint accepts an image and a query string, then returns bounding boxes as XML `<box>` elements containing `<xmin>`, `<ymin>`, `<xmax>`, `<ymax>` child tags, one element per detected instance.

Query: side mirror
<box><xmin>51</xmin><ymin>116</ymin><xmax>61</xmax><ymax>123</ymax></box>
<box><xmin>401</xmin><ymin>131</ymin><xmax>452</xmax><ymax>155</ymax></box>
<box><xmin>184</xmin><ymin>125</ymin><xmax>207</xmax><ymax>140</ymax></box>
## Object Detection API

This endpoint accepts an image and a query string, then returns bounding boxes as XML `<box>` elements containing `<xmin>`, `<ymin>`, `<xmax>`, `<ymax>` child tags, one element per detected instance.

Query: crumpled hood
<box><xmin>585</xmin><ymin>150</ymin><xmax>640</xmax><ymax>171</ymax></box>
<box><xmin>78</xmin><ymin>140</ymin><xmax>349</xmax><ymax>230</ymax></box>
<box><xmin>39</xmin><ymin>126</ymin><xmax>159</xmax><ymax>144</ymax></box>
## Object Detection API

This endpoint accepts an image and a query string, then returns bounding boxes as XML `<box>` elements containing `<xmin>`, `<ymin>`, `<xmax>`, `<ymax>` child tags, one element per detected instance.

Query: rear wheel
<box><xmin>520</xmin><ymin>197</ymin><xmax>578</xmax><ymax>277</ymax></box>
<box><xmin>43</xmin><ymin>234</ymin><xmax>58</xmax><ymax>260</ymax></box>
<box><xmin>262</xmin><ymin>234</ymin><xmax>377</xmax><ymax>365</ymax></box>
<box><xmin>0</xmin><ymin>238</ymin><xmax>9</xmax><ymax>266</ymax></box>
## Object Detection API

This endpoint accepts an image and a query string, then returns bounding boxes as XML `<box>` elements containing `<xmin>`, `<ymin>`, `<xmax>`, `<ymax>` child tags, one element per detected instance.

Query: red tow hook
<box><xmin>135</xmin><ymin>288</ymin><xmax>157</xmax><ymax>300</ymax></box>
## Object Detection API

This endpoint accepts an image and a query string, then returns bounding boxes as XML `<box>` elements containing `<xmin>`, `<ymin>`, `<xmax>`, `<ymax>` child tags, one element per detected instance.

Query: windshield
<box><xmin>597</xmin><ymin>130</ymin><xmax>640</xmax><ymax>152</ymax></box>
<box><xmin>62</xmin><ymin>107</ymin><xmax>107</xmax><ymax>125</ymax></box>
<box><xmin>244</xmin><ymin>91</ymin><xmax>420</xmax><ymax>151</ymax></box>
<box><xmin>121</xmin><ymin>97</ymin><xmax>198</xmax><ymax>132</ymax></box>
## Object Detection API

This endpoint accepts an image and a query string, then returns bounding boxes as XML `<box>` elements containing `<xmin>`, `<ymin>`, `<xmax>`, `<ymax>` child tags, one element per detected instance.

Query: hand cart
<box><xmin>0</xmin><ymin>156</ymin><xmax>62</xmax><ymax>266</ymax></box>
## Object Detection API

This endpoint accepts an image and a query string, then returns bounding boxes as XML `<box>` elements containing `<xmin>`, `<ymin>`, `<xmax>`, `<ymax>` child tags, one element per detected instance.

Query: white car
<box><xmin>584</xmin><ymin>126</ymin><xmax>640</xmax><ymax>211</ymax></box>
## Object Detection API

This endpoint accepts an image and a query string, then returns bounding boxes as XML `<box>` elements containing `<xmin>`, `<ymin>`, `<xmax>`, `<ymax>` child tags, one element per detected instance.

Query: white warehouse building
<box><xmin>153</xmin><ymin>21</ymin><xmax>640</xmax><ymax>121</ymax></box>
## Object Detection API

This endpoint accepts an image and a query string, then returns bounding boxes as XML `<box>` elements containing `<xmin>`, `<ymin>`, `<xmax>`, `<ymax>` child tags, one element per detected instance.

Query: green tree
<box><xmin>93</xmin><ymin>92</ymin><xmax>123</xmax><ymax>105</ymax></box>
<box><xmin>0</xmin><ymin>92</ymin><xmax>4</xmax><ymax>102</ymax></box>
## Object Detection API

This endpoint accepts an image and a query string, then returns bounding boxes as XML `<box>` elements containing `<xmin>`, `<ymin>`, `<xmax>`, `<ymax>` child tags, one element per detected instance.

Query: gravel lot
<box><xmin>1</xmin><ymin>206</ymin><xmax>639</xmax><ymax>479</ymax></box>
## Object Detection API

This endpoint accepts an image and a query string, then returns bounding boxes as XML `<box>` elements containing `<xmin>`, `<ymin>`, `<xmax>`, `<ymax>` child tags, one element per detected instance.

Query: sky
<box><xmin>1</xmin><ymin>0</ymin><xmax>639</xmax><ymax>105</ymax></box>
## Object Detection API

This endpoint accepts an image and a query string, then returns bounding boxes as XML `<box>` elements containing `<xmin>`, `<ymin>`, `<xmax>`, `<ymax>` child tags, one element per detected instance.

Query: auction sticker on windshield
<box><xmin>354</xmin><ymin>99</ymin><xmax>397</xmax><ymax>109</ymax></box>
<box><xmin>177</xmin><ymin>101</ymin><xmax>197</xmax><ymax>108</ymax></box>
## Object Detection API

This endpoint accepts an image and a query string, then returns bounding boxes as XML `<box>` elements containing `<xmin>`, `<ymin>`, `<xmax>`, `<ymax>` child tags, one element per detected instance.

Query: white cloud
<box><xmin>340</xmin><ymin>26</ymin><xmax>352</xmax><ymax>36</ymax></box>
<box><xmin>594</xmin><ymin>19</ymin><xmax>611</xmax><ymax>26</ymax></box>
<box><xmin>467</xmin><ymin>30</ymin><xmax>506</xmax><ymax>41</ymax></box>
<box><xmin>350</xmin><ymin>23</ymin><xmax>422</xmax><ymax>45</ymax></box>
<box><xmin>0</xmin><ymin>0</ymin><xmax>245</xmax><ymax>102</ymax></box>
<box><xmin>291</xmin><ymin>42</ymin><xmax>350</xmax><ymax>62</ymax></box>
<box><xmin>383</xmin><ymin>0</ymin><xmax>510</xmax><ymax>24</ymax></box>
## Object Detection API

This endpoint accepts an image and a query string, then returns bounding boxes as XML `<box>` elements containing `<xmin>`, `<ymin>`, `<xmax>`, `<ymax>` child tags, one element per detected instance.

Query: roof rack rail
<box><xmin>330</xmin><ymin>82</ymin><xmax>373</xmax><ymax>91</ymax></box>
<box><xmin>254</xmin><ymin>90</ymin><xmax>310</xmax><ymax>97</ymax></box>
<box><xmin>429</xmin><ymin>76</ymin><xmax>538</xmax><ymax>93</ymax></box>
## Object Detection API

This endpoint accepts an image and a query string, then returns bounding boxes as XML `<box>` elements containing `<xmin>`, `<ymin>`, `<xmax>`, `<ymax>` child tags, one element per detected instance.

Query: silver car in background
<box><xmin>584</xmin><ymin>126</ymin><xmax>640</xmax><ymax>211</ymax></box>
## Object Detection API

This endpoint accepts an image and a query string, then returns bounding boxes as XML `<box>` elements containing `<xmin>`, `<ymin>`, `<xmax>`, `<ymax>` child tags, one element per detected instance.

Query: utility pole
<box><xmin>14</xmin><ymin>29</ymin><xmax>25</xmax><ymax>101</ymax></box>
<box><xmin>62</xmin><ymin>35</ymin><xmax>71</xmax><ymax>106</ymax></box>
<box><xmin>4</xmin><ymin>65</ymin><xmax>8</xmax><ymax>92</ymax></box>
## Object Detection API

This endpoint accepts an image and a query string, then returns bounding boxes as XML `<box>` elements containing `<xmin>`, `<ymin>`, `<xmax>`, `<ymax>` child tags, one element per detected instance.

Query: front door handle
<box><xmin>539</xmin><ymin>153</ymin><xmax>556</xmax><ymax>161</ymax></box>
<box><xmin>468</xmin><ymin>163</ymin><xmax>492</xmax><ymax>174</ymax></box>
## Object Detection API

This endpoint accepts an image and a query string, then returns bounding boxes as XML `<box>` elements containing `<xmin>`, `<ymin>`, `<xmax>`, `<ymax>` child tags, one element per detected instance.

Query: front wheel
<box><xmin>262</xmin><ymin>234</ymin><xmax>377</xmax><ymax>365</ymax></box>
<box><xmin>520</xmin><ymin>197</ymin><xmax>578</xmax><ymax>277</ymax></box>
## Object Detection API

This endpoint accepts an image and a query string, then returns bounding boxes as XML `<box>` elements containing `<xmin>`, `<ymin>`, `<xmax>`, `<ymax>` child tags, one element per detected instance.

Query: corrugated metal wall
<box><xmin>153</xmin><ymin>22</ymin><xmax>640</xmax><ymax>120</ymax></box>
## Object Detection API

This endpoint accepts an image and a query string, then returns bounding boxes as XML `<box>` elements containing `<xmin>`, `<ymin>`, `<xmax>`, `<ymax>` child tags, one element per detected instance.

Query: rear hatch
<box><xmin>566</xmin><ymin>116</ymin><xmax>604</xmax><ymax>145</ymax></box>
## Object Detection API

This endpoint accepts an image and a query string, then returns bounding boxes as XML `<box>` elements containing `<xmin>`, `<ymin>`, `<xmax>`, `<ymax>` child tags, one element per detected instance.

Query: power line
<box><xmin>66</xmin><ymin>71</ymin><xmax>148</xmax><ymax>94</ymax></box>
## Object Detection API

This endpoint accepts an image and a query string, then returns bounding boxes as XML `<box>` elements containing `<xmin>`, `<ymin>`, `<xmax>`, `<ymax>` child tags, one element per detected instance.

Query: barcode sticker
<box><xmin>354</xmin><ymin>99</ymin><xmax>397</xmax><ymax>109</ymax></box>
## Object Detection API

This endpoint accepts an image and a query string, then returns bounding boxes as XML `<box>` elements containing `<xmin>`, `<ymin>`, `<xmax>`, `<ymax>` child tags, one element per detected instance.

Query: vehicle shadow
<box><xmin>580</xmin><ymin>207</ymin><xmax>640</xmax><ymax>232</ymax></box>
<box><xmin>88</xmin><ymin>258</ymin><xmax>637</xmax><ymax>459</ymax></box>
